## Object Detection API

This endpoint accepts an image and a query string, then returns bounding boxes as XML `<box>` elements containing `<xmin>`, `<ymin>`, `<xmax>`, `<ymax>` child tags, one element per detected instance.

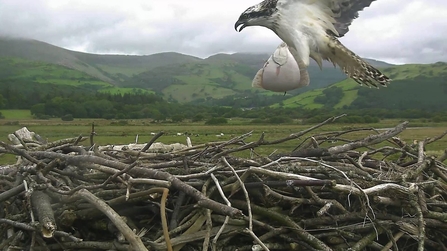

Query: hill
<box><xmin>0</xmin><ymin>37</ymin><xmax>201</xmax><ymax>84</ymax></box>
<box><xmin>121</xmin><ymin>52</ymin><xmax>358</xmax><ymax>103</ymax></box>
<box><xmin>0</xmin><ymin>37</ymin><xmax>395</xmax><ymax>104</ymax></box>
<box><xmin>277</xmin><ymin>62</ymin><xmax>447</xmax><ymax>112</ymax></box>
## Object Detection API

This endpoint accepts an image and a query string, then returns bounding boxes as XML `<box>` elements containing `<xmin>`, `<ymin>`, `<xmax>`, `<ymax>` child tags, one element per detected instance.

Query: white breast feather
<box><xmin>275</xmin><ymin>0</ymin><xmax>339</xmax><ymax>67</ymax></box>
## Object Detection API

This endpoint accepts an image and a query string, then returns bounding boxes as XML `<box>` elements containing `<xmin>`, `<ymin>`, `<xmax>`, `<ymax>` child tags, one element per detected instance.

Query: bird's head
<box><xmin>235</xmin><ymin>0</ymin><xmax>279</xmax><ymax>32</ymax></box>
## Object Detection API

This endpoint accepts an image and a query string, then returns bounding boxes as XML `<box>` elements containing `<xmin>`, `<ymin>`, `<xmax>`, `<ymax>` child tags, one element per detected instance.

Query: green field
<box><xmin>0</xmin><ymin>110</ymin><xmax>33</xmax><ymax>119</ymax></box>
<box><xmin>1</xmin><ymin>117</ymin><xmax>446</xmax><ymax>165</ymax></box>
<box><xmin>1</xmin><ymin>57</ymin><xmax>113</xmax><ymax>87</ymax></box>
<box><xmin>97</xmin><ymin>87</ymin><xmax>155</xmax><ymax>95</ymax></box>
<box><xmin>382</xmin><ymin>62</ymin><xmax>447</xmax><ymax>80</ymax></box>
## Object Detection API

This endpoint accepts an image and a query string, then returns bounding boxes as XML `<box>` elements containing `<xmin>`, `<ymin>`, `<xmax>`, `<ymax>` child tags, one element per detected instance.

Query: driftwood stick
<box><xmin>150</xmin><ymin>225</ymin><xmax>240</xmax><ymax>250</ymax></box>
<box><xmin>210</xmin><ymin>173</ymin><xmax>231</xmax><ymax>251</ymax></box>
<box><xmin>267</xmin><ymin>114</ymin><xmax>347</xmax><ymax>145</ymax></box>
<box><xmin>159</xmin><ymin>188</ymin><xmax>172</xmax><ymax>251</ymax></box>
<box><xmin>2</xmin><ymin>121</ymin><xmax>447</xmax><ymax>250</ymax></box>
<box><xmin>328</xmin><ymin>121</ymin><xmax>408</xmax><ymax>154</ymax></box>
<box><xmin>89</xmin><ymin>123</ymin><xmax>96</xmax><ymax>148</ymax></box>
<box><xmin>350</xmin><ymin>227</ymin><xmax>384</xmax><ymax>251</ymax></box>
<box><xmin>31</xmin><ymin>191</ymin><xmax>56</xmax><ymax>238</ymax></box>
<box><xmin>0</xmin><ymin>141</ymin><xmax>41</xmax><ymax>164</ymax></box>
<box><xmin>0</xmin><ymin>219</ymin><xmax>81</xmax><ymax>242</ymax></box>
<box><xmin>34</xmin><ymin>241</ymin><xmax>130</xmax><ymax>251</ymax></box>
<box><xmin>213</xmin><ymin>115</ymin><xmax>346</xmax><ymax>159</ymax></box>
<box><xmin>231</xmin><ymin>199</ymin><xmax>332</xmax><ymax>251</ymax></box>
<box><xmin>73</xmin><ymin>189</ymin><xmax>148</xmax><ymax>251</ymax></box>
<box><xmin>0</xmin><ymin>184</ymin><xmax>25</xmax><ymax>203</ymax></box>
<box><xmin>222</xmin><ymin>157</ymin><xmax>253</xmax><ymax>230</ymax></box>
<box><xmin>28</xmin><ymin>151</ymin><xmax>242</xmax><ymax>218</ymax></box>
<box><xmin>141</xmin><ymin>131</ymin><xmax>164</xmax><ymax>153</ymax></box>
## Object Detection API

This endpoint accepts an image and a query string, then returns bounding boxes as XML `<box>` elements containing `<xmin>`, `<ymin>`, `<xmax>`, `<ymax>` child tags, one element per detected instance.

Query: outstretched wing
<box><xmin>280</xmin><ymin>0</ymin><xmax>376</xmax><ymax>37</ymax></box>
<box><xmin>330</xmin><ymin>0</ymin><xmax>376</xmax><ymax>37</ymax></box>
<box><xmin>273</xmin><ymin>0</ymin><xmax>389</xmax><ymax>86</ymax></box>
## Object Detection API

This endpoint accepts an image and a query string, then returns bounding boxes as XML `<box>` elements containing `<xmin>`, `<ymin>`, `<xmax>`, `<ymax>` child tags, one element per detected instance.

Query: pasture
<box><xmin>1</xmin><ymin>116</ymin><xmax>446</xmax><ymax>165</ymax></box>
<box><xmin>97</xmin><ymin>87</ymin><xmax>155</xmax><ymax>95</ymax></box>
<box><xmin>0</xmin><ymin>110</ymin><xmax>33</xmax><ymax>120</ymax></box>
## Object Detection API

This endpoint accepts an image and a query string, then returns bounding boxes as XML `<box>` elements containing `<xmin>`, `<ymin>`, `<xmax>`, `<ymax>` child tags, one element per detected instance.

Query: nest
<box><xmin>1</xmin><ymin>116</ymin><xmax>447</xmax><ymax>251</ymax></box>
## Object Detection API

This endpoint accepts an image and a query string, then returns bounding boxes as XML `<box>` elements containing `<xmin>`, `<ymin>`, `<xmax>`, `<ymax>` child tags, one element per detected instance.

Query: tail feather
<box><xmin>323</xmin><ymin>36</ymin><xmax>391</xmax><ymax>88</ymax></box>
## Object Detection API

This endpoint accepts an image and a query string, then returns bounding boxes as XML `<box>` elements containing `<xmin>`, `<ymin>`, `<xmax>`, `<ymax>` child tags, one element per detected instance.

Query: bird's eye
<box><xmin>248</xmin><ymin>8</ymin><xmax>276</xmax><ymax>19</ymax></box>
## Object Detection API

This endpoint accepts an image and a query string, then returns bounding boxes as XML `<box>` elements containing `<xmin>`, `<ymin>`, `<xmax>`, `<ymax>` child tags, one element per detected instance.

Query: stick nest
<box><xmin>1</xmin><ymin>116</ymin><xmax>447</xmax><ymax>251</ymax></box>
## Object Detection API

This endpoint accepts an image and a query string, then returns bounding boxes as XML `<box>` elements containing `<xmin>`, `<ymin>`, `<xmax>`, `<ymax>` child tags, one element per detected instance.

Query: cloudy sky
<box><xmin>0</xmin><ymin>0</ymin><xmax>446</xmax><ymax>64</ymax></box>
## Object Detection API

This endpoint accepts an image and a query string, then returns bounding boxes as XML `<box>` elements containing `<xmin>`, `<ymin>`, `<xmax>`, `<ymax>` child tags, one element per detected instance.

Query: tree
<box><xmin>0</xmin><ymin>93</ymin><xmax>5</xmax><ymax>109</ymax></box>
<box><xmin>31</xmin><ymin>103</ymin><xmax>46</xmax><ymax>118</ymax></box>
<box><xmin>61</xmin><ymin>114</ymin><xmax>74</xmax><ymax>121</ymax></box>
<box><xmin>171</xmin><ymin>114</ymin><xmax>184</xmax><ymax>123</ymax></box>
<box><xmin>192</xmin><ymin>114</ymin><xmax>205</xmax><ymax>122</ymax></box>
<box><xmin>268</xmin><ymin>116</ymin><xmax>292</xmax><ymax>124</ymax></box>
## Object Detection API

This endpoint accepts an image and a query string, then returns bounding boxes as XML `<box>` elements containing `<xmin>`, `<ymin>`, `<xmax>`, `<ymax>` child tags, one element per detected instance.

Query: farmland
<box><xmin>1</xmin><ymin>114</ymin><xmax>446</xmax><ymax>165</ymax></box>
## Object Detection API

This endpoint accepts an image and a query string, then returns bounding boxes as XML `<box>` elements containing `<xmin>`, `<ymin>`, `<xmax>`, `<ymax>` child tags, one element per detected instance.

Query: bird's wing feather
<box><xmin>281</xmin><ymin>0</ymin><xmax>375</xmax><ymax>36</ymax></box>
<box><xmin>275</xmin><ymin>0</ymin><xmax>338</xmax><ymax>66</ymax></box>
<box><xmin>273</xmin><ymin>0</ymin><xmax>388</xmax><ymax>86</ymax></box>
<box><xmin>330</xmin><ymin>0</ymin><xmax>376</xmax><ymax>36</ymax></box>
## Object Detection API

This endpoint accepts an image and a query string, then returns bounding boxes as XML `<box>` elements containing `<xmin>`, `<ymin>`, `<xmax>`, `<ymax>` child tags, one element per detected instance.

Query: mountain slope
<box><xmin>0</xmin><ymin>37</ymin><xmax>201</xmax><ymax>84</ymax></box>
<box><xmin>277</xmin><ymin>62</ymin><xmax>447</xmax><ymax>111</ymax></box>
<box><xmin>0</xmin><ymin>57</ymin><xmax>110</xmax><ymax>87</ymax></box>
<box><xmin>0</xmin><ymin>37</ymin><xmax>398</xmax><ymax>104</ymax></box>
<box><xmin>122</xmin><ymin>52</ymin><xmax>366</xmax><ymax>102</ymax></box>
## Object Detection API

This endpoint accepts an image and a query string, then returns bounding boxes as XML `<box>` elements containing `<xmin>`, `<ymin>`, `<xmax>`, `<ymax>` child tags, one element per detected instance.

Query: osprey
<box><xmin>235</xmin><ymin>0</ymin><xmax>391</xmax><ymax>87</ymax></box>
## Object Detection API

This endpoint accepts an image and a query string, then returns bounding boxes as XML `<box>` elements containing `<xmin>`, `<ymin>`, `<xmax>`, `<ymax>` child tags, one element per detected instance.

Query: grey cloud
<box><xmin>0</xmin><ymin>0</ymin><xmax>446</xmax><ymax>64</ymax></box>
<box><xmin>0</xmin><ymin>0</ymin><xmax>129</xmax><ymax>49</ymax></box>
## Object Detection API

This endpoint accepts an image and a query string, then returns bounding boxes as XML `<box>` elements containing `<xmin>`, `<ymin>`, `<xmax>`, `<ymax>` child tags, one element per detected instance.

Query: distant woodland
<box><xmin>1</xmin><ymin>80</ymin><xmax>447</xmax><ymax>124</ymax></box>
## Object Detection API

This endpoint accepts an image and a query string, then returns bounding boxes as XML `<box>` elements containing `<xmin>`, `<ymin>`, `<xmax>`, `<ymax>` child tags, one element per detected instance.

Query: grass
<box><xmin>163</xmin><ymin>84</ymin><xmax>235</xmax><ymax>102</ymax></box>
<box><xmin>278</xmin><ymin>62</ymin><xmax>447</xmax><ymax>110</ymax></box>
<box><xmin>1</xmin><ymin>118</ymin><xmax>446</xmax><ymax>165</ymax></box>
<box><xmin>98</xmin><ymin>87</ymin><xmax>155</xmax><ymax>95</ymax></box>
<box><xmin>0</xmin><ymin>110</ymin><xmax>33</xmax><ymax>119</ymax></box>
<box><xmin>96</xmin><ymin>65</ymin><xmax>148</xmax><ymax>77</ymax></box>
<box><xmin>276</xmin><ymin>89</ymin><xmax>324</xmax><ymax>109</ymax></box>
<box><xmin>166</xmin><ymin>63</ymin><xmax>254</xmax><ymax>102</ymax></box>
<box><xmin>278</xmin><ymin>80</ymin><xmax>359</xmax><ymax>109</ymax></box>
<box><xmin>334</xmin><ymin>81</ymin><xmax>359</xmax><ymax>109</ymax></box>
<box><xmin>2</xmin><ymin>57</ymin><xmax>113</xmax><ymax>87</ymax></box>
<box><xmin>383</xmin><ymin>63</ymin><xmax>447</xmax><ymax>80</ymax></box>
<box><xmin>35</xmin><ymin>78</ymin><xmax>110</xmax><ymax>87</ymax></box>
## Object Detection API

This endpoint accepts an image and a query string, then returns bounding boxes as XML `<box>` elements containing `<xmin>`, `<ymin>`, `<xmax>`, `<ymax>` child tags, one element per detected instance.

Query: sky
<box><xmin>0</xmin><ymin>0</ymin><xmax>446</xmax><ymax>64</ymax></box>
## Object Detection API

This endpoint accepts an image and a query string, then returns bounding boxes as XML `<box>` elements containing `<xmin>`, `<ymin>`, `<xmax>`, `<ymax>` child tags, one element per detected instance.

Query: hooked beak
<box><xmin>234</xmin><ymin>19</ymin><xmax>247</xmax><ymax>32</ymax></box>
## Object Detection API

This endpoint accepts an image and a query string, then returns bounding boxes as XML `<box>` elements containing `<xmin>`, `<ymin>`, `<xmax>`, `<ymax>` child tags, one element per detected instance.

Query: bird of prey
<box><xmin>235</xmin><ymin>0</ymin><xmax>391</xmax><ymax>88</ymax></box>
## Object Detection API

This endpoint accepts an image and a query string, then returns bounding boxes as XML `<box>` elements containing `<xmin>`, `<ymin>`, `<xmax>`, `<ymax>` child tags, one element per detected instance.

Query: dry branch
<box><xmin>1</xmin><ymin>119</ymin><xmax>447</xmax><ymax>251</ymax></box>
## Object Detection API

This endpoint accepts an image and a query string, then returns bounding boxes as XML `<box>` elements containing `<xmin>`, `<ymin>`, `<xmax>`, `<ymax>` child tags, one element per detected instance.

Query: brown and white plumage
<box><xmin>235</xmin><ymin>0</ymin><xmax>391</xmax><ymax>88</ymax></box>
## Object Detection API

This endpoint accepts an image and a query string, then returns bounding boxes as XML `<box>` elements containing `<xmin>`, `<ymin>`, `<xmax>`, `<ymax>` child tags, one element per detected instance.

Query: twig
<box><xmin>244</xmin><ymin>228</ymin><xmax>270</xmax><ymax>251</ymax></box>
<box><xmin>0</xmin><ymin>183</ymin><xmax>25</xmax><ymax>203</ymax></box>
<box><xmin>89</xmin><ymin>123</ymin><xmax>96</xmax><ymax>148</ymax></box>
<box><xmin>141</xmin><ymin>131</ymin><xmax>164</xmax><ymax>153</ymax></box>
<box><xmin>72</xmin><ymin>189</ymin><xmax>148</xmax><ymax>251</ymax></box>
<box><xmin>31</xmin><ymin>191</ymin><xmax>56</xmax><ymax>238</ymax></box>
<box><xmin>2</xmin><ymin>120</ymin><xmax>447</xmax><ymax>250</ymax></box>
<box><xmin>160</xmin><ymin>188</ymin><xmax>172</xmax><ymax>251</ymax></box>
<box><xmin>222</xmin><ymin>157</ymin><xmax>253</xmax><ymax>230</ymax></box>
<box><xmin>28</xmin><ymin>151</ymin><xmax>243</xmax><ymax>218</ymax></box>
<box><xmin>201</xmin><ymin>178</ymin><xmax>213</xmax><ymax>251</ymax></box>
<box><xmin>210</xmin><ymin>173</ymin><xmax>231</xmax><ymax>251</ymax></box>
<box><xmin>328</xmin><ymin>121</ymin><xmax>408</xmax><ymax>154</ymax></box>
